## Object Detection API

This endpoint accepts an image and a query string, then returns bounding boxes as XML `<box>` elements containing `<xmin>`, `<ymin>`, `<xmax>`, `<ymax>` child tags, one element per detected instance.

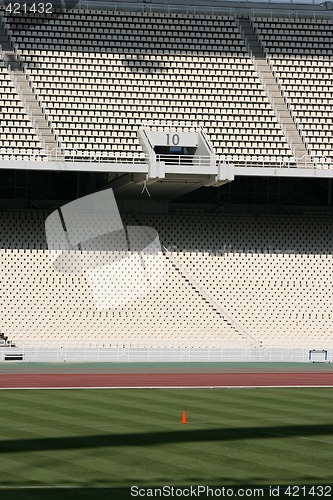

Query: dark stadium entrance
<box><xmin>154</xmin><ymin>145</ymin><xmax>196</xmax><ymax>165</ymax></box>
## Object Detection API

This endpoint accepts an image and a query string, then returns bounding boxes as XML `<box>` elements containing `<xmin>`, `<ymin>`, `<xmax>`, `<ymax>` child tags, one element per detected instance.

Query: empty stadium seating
<box><xmin>0</xmin><ymin>7</ymin><xmax>331</xmax><ymax>166</ymax></box>
<box><xmin>0</xmin><ymin>5</ymin><xmax>332</xmax><ymax>355</ymax></box>
<box><xmin>1</xmin><ymin>8</ymin><xmax>295</xmax><ymax>165</ymax></box>
<box><xmin>252</xmin><ymin>16</ymin><xmax>333</xmax><ymax>167</ymax></box>
<box><xmin>0</xmin><ymin>210</ymin><xmax>332</xmax><ymax>349</ymax></box>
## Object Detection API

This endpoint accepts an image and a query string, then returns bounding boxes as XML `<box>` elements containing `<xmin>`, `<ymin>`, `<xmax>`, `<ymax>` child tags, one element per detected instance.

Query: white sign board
<box><xmin>146</xmin><ymin>131</ymin><xmax>198</xmax><ymax>147</ymax></box>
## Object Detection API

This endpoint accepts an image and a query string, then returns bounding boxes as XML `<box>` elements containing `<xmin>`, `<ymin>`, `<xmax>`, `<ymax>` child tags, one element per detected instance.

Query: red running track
<box><xmin>1</xmin><ymin>372</ymin><xmax>333</xmax><ymax>388</ymax></box>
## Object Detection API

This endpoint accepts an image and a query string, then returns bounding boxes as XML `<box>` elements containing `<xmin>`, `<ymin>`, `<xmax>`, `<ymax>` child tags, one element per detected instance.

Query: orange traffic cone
<box><xmin>181</xmin><ymin>411</ymin><xmax>187</xmax><ymax>424</ymax></box>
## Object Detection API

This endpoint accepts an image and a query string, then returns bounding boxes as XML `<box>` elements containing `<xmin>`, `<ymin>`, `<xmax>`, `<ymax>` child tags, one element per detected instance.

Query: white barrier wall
<box><xmin>0</xmin><ymin>347</ymin><xmax>331</xmax><ymax>363</ymax></box>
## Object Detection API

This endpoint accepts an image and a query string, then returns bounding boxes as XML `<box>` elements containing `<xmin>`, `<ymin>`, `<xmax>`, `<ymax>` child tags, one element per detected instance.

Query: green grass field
<box><xmin>0</xmin><ymin>388</ymin><xmax>332</xmax><ymax>499</ymax></box>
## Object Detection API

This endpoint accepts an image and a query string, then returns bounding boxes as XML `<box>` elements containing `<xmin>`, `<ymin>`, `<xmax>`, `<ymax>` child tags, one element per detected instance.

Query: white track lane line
<box><xmin>0</xmin><ymin>385</ymin><xmax>333</xmax><ymax>390</ymax></box>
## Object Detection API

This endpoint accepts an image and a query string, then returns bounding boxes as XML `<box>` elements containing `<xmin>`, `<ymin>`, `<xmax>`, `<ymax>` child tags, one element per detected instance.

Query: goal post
<box><xmin>309</xmin><ymin>349</ymin><xmax>329</xmax><ymax>363</ymax></box>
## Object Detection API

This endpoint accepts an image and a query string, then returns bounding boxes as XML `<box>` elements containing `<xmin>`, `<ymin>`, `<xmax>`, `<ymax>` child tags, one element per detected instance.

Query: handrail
<box><xmin>0</xmin><ymin>340</ymin><xmax>263</xmax><ymax>349</ymax></box>
<box><xmin>155</xmin><ymin>154</ymin><xmax>212</xmax><ymax>166</ymax></box>
<box><xmin>225</xmin><ymin>155</ymin><xmax>320</xmax><ymax>169</ymax></box>
<box><xmin>0</xmin><ymin>149</ymin><xmax>330</xmax><ymax>168</ymax></box>
<box><xmin>77</xmin><ymin>1</ymin><xmax>235</xmax><ymax>17</ymax></box>
<box><xmin>251</xmin><ymin>8</ymin><xmax>333</xmax><ymax>20</ymax></box>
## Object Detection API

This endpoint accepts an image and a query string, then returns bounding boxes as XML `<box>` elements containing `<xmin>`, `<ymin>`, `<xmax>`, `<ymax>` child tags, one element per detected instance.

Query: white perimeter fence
<box><xmin>0</xmin><ymin>347</ymin><xmax>331</xmax><ymax>363</ymax></box>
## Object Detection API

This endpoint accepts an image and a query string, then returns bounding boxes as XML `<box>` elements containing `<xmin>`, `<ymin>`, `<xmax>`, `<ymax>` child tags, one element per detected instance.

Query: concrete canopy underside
<box><xmin>1</xmin><ymin>161</ymin><xmax>333</xmax><ymax>200</ymax></box>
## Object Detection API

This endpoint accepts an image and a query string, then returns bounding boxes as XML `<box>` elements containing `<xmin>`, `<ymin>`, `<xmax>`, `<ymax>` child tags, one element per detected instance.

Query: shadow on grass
<box><xmin>1</xmin><ymin>423</ymin><xmax>333</xmax><ymax>454</ymax></box>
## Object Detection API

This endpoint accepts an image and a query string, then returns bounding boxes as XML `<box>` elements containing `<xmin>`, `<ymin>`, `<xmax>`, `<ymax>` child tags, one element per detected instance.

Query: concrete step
<box><xmin>275</xmin><ymin>110</ymin><xmax>292</xmax><ymax>117</ymax></box>
<box><xmin>269</xmin><ymin>91</ymin><xmax>284</xmax><ymax>98</ymax></box>
<box><xmin>24</xmin><ymin>103</ymin><xmax>41</xmax><ymax>111</ymax></box>
<box><xmin>264</xmin><ymin>77</ymin><xmax>279</xmax><ymax>83</ymax></box>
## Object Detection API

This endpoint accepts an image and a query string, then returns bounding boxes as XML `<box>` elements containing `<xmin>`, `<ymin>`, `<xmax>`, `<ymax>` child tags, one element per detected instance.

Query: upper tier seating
<box><xmin>2</xmin><ymin>9</ymin><xmax>294</xmax><ymax>165</ymax></box>
<box><xmin>252</xmin><ymin>16</ymin><xmax>333</xmax><ymax>167</ymax></box>
<box><xmin>0</xmin><ymin>9</ymin><xmax>332</xmax><ymax>166</ymax></box>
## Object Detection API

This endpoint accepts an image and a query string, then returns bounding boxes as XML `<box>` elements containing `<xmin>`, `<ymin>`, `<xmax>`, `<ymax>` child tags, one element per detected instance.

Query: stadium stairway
<box><xmin>0</xmin><ymin>20</ymin><xmax>61</xmax><ymax>159</ymax></box>
<box><xmin>238</xmin><ymin>17</ymin><xmax>312</xmax><ymax>168</ymax></box>
<box><xmin>163</xmin><ymin>246</ymin><xmax>261</xmax><ymax>349</ymax></box>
